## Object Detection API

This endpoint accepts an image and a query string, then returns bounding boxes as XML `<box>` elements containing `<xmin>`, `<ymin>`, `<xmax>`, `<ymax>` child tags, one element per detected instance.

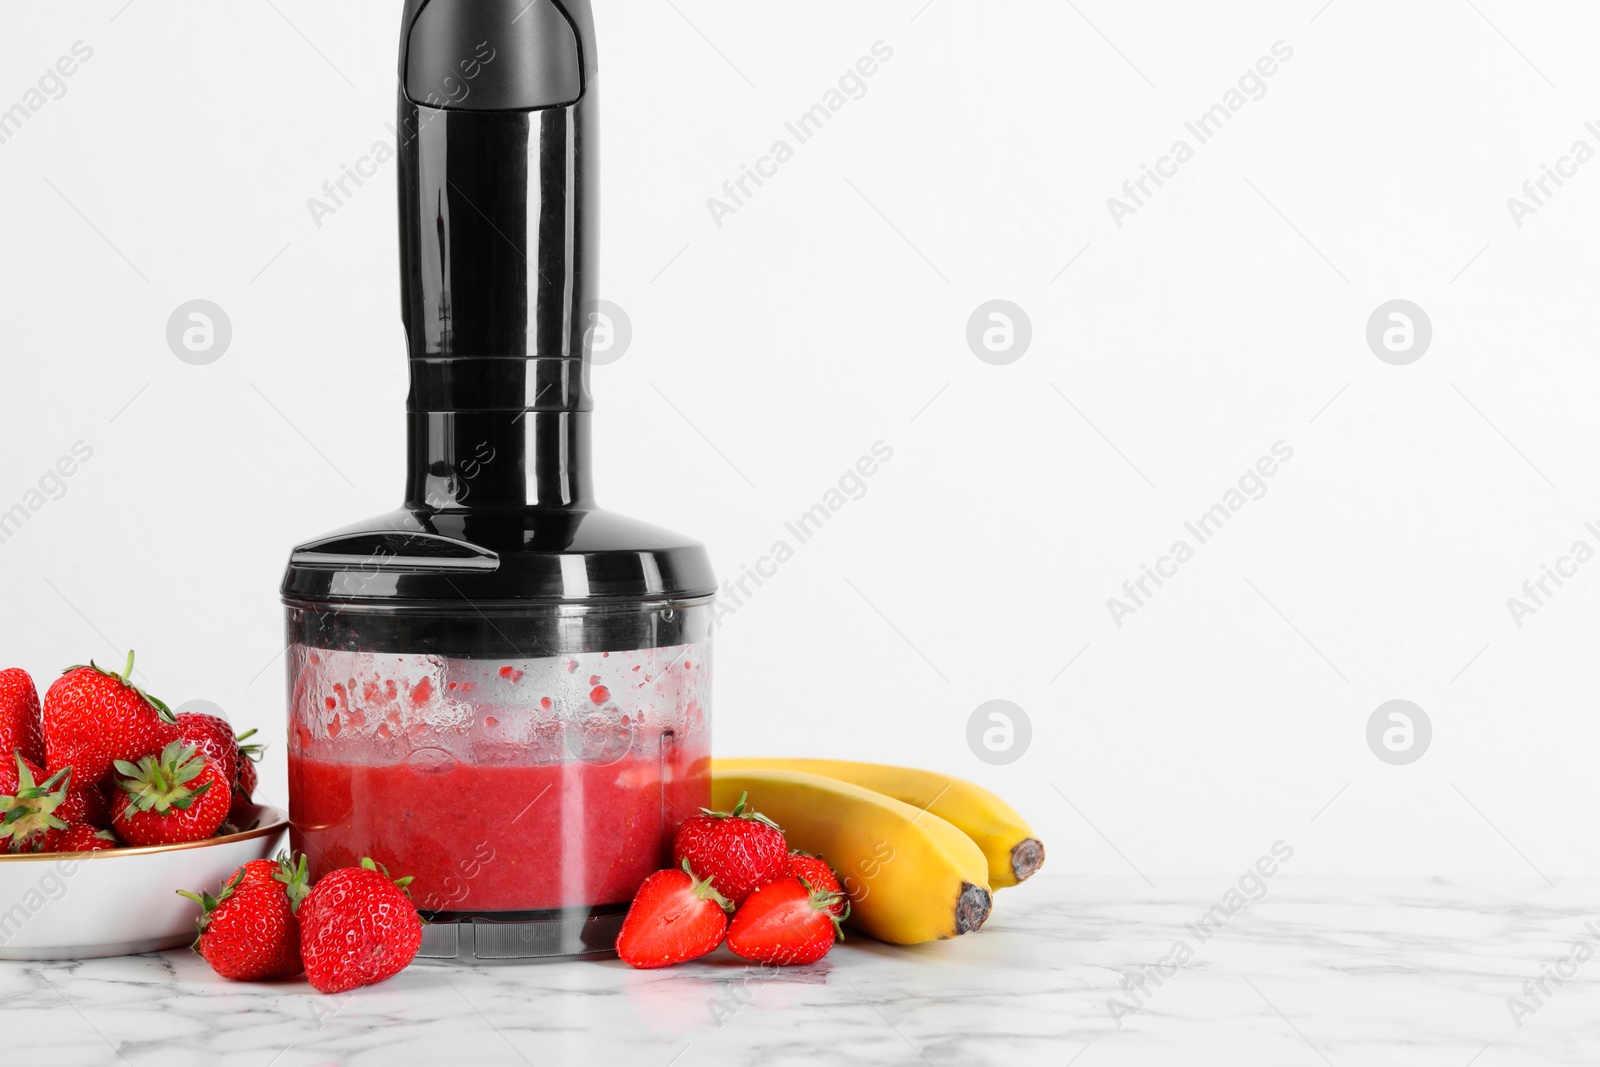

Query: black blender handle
<box><xmin>283</xmin><ymin>0</ymin><xmax>716</xmax><ymax>607</ymax></box>
<box><xmin>400</xmin><ymin>0</ymin><xmax>596</xmax><ymax>112</ymax></box>
<box><xmin>397</xmin><ymin>0</ymin><xmax>600</xmax><ymax>511</ymax></box>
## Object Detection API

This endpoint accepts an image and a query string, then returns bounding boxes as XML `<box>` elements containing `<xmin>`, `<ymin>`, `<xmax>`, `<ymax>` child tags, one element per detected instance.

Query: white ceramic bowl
<box><xmin>0</xmin><ymin>803</ymin><xmax>288</xmax><ymax>960</ymax></box>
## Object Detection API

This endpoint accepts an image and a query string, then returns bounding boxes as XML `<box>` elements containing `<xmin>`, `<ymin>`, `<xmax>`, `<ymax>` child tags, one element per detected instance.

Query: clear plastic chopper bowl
<box><xmin>285</xmin><ymin>597</ymin><xmax>712</xmax><ymax>958</ymax></box>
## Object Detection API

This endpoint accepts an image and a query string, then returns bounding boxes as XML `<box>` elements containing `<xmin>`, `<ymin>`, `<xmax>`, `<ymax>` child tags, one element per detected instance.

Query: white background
<box><xmin>1</xmin><ymin>0</ymin><xmax>1597</xmax><ymax>882</ymax></box>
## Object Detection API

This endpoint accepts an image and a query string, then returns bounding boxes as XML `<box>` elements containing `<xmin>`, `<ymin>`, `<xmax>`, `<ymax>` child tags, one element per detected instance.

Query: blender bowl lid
<box><xmin>281</xmin><ymin>507</ymin><xmax>715</xmax><ymax>607</ymax></box>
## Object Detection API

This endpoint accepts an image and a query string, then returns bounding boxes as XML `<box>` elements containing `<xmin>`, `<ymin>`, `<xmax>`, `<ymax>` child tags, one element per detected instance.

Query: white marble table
<box><xmin>3</xmin><ymin>876</ymin><xmax>1595</xmax><ymax>1066</ymax></box>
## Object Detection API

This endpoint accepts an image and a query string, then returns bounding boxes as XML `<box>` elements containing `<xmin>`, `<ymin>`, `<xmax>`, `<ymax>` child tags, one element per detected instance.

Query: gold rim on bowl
<box><xmin>0</xmin><ymin>805</ymin><xmax>289</xmax><ymax>862</ymax></box>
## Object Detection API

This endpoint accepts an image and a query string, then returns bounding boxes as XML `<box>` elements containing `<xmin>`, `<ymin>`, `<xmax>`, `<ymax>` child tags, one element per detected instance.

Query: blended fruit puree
<box><xmin>289</xmin><ymin>751</ymin><xmax>709</xmax><ymax>914</ymax></box>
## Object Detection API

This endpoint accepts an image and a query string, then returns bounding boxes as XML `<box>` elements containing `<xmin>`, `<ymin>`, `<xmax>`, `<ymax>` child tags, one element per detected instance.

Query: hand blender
<box><xmin>281</xmin><ymin>0</ymin><xmax>716</xmax><ymax>960</ymax></box>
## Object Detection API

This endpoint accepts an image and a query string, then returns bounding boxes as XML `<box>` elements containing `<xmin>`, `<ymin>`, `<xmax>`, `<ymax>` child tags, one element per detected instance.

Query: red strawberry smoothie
<box><xmin>287</xmin><ymin>645</ymin><xmax>709</xmax><ymax>915</ymax></box>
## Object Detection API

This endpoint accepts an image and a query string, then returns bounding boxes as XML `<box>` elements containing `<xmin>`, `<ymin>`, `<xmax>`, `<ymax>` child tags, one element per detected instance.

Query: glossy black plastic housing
<box><xmin>281</xmin><ymin>508</ymin><xmax>716</xmax><ymax>607</ymax></box>
<box><xmin>400</xmin><ymin>0</ymin><xmax>596</xmax><ymax>112</ymax></box>
<box><xmin>283</xmin><ymin>0</ymin><xmax>713</xmax><ymax>609</ymax></box>
<box><xmin>398</xmin><ymin>98</ymin><xmax>597</xmax><ymax>509</ymax></box>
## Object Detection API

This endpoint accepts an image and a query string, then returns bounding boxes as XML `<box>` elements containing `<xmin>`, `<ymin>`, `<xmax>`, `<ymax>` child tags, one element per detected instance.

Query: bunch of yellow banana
<box><xmin>711</xmin><ymin>758</ymin><xmax>1043</xmax><ymax>945</ymax></box>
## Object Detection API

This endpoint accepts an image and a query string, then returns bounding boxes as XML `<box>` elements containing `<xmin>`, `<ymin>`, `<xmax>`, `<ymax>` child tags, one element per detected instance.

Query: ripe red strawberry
<box><xmin>0</xmin><ymin>754</ymin><xmax>73</xmax><ymax>852</ymax></box>
<box><xmin>233</xmin><ymin>857</ymin><xmax>283</xmax><ymax>887</ymax></box>
<box><xmin>788</xmin><ymin>853</ymin><xmax>848</xmax><ymax>918</ymax></box>
<box><xmin>671</xmin><ymin>791</ymin><xmax>788</xmax><ymax>907</ymax></box>
<box><xmin>53</xmin><ymin>822</ymin><xmax>118</xmax><ymax>853</ymax></box>
<box><xmin>44</xmin><ymin>652</ymin><xmax>179</xmax><ymax>787</ymax></box>
<box><xmin>236</xmin><ymin>755</ymin><xmax>258</xmax><ymax>799</ymax></box>
<box><xmin>179</xmin><ymin>856</ymin><xmax>309</xmax><ymax>981</ymax></box>
<box><xmin>0</xmin><ymin>668</ymin><xmax>45</xmax><ymax>768</ymax></box>
<box><xmin>61</xmin><ymin>782</ymin><xmax>111</xmax><ymax>828</ymax></box>
<box><xmin>231</xmin><ymin>852</ymin><xmax>310</xmax><ymax>893</ymax></box>
<box><xmin>236</xmin><ymin>729</ymin><xmax>262</xmax><ymax>787</ymax></box>
<box><xmin>111</xmin><ymin>742</ymin><xmax>231</xmax><ymax>847</ymax></box>
<box><xmin>298</xmin><ymin>858</ymin><xmax>423</xmax><ymax>994</ymax></box>
<box><xmin>0</xmin><ymin>751</ymin><xmax>47</xmax><ymax>795</ymax></box>
<box><xmin>616</xmin><ymin>860</ymin><xmax>732</xmax><ymax>969</ymax></box>
<box><xmin>230</xmin><ymin>730</ymin><xmax>263</xmax><ymax>823</ymax></box>
<box><xmin>725</xmin><ymin>876</ymin><xmax>847</xmax><ymax>966</ymax></box>
<box><xmin>176</xmin><ymin>711</ymin><xmax>241</xmax><ymax>791</ymax></box>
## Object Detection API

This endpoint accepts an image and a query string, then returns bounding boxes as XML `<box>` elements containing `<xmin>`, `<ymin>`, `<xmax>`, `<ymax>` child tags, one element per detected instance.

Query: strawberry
<box><xmin>230</xmin><ymin>730</ymin><xmax>262</xmax><ymax>823</ymax></box>
<box><xmin>176</xmin><ymin>711</ymin><xmax>241</xmax><ymax>791</ymax></box>
<box><xmin>231</xmin><ymin>852</ymin><xmax>310</xmax><ymax>894</ymax></box>
<box><xmin>0</xmin><ymin>754</ymin><xmax>74</xmax><ymax>852</ymax></box>
<box><xmin>236</xmin><ymin>756</ymin><xmax>258</xmax><ymax>799</ymax></box>
<box><xmin>52</xmin><ymin>823</ymin><xmax>118</xmax><ymax>853</ymax></box>
<box><xmin>616</xmin><ymin>860</ymin><xmax>732</xmax><ymax>969</ymax></box>
<box><xmin>725</xmin><ymin>876</ymin><xmax>847</xmax><ymax>966</ymax></box>
<box><xmin>614</xmin><ymin>863</ymin><xmax>732</xmax><ymax>972</ymax></box>
<box><xmin>0</xmin><ymin>751</ymin><xmax>47</xmax><ymax>795</ymax></box>
<box><xmin>298</xmin><ymin>858</ymin><xmax>423</xmax><ymax>994</ymax></box>
<box><xmin>233</xmin><ymin>857</ymin><xmax>285</xmax><ymax>888</ymax></box>
<box><xmin>236</xmin><ymin>728</ymin><xmax>263</xmax><ymax>789</ymax></box>
<box><xmin>788</xmin><ymin>853</ymin><xmax>848</xmax><ymax>918</ymax></box>
<box><xmin>0</xmin><ymin>668</ymin><xmax>45</xmax><ymax>768</ymax></box>
<box><xmin>62</xmin><ymin>782</ymin><xmax>111</xmax><ymax>828</ymax></box>
<box><xmin>179</xmin><ymin>856</ymin><xmax>309</xmax><ymax>981</ymax></box>
<box><xmin>44</xmin><ymin>652</ymin><xmax>179</xmax><ymax>787</ymax></box>
<box><xmin>671</xmin><ymin>791</ymin><xmax>788</xmax><ymax>907</ymax></box>
<box><xmin>111</xmin><ymin>742</ymin><xmax>231</xmax><ymax>847</ymax></box>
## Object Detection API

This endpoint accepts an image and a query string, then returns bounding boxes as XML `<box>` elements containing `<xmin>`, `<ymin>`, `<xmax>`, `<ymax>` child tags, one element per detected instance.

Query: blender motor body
<box><xmin>281</xmin><ymin>0</ymin><xmax>715</xmax><ymax>960</ymax></box>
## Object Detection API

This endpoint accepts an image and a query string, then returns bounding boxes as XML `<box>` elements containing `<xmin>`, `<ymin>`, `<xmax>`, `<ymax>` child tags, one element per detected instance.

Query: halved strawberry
<box><xmin>725</xmin><ymin>876</ymin><xmax>847</xmax><ymax>966</ymax></box>
<box><xmin>616</xmin><ymin>860</ymin><xmax>732</xmax><ymax>969</ymax></box>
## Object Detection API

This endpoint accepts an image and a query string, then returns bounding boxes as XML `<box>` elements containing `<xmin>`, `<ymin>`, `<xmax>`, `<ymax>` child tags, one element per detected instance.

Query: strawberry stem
<box><xmin>236</xmin><ymin>729</ymin><xmax>265</xmax><ymax>762</ymax></box>
<box><xmin>177</xmin><ymin>869</ymin><xmax>248</xmax><ymax>947</ymax></box>
<box><xmin>679</xmin><ymin>857</ymin><xmax>734</xmax><ymax>912</ymax></box>
<box><xmin>695</xmin><ymin>791</ymin><xmax>783</xmax><ymax>831</ymax></box>
<box><xmin>360</xmin><ymin>856</ymin><xmax>418</xmax><ymax>898</ymax></box>
<box><xmin>795</xmin><ymin>874</ymin><xmax>850</xmax><ymax>938</ymax></box>
<box><xmin>116</xmin><ymin>742</ymin><xmax>212</xmax><ymax>816</ymax></box>
<box><xmin>0</xmin><ymin>755</ymin><xmax>73</xmax><ymax>851</ymax></box>
<box><xmin>276</xmin><ymin>851</ymin><xmax>312</xmax><ymax>913</ymax></box>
